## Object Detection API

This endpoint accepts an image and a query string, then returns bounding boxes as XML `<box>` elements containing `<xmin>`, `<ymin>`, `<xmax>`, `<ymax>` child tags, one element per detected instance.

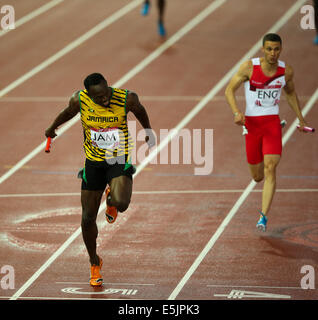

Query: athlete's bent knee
<box><xmin>111</xmin><ymin>196</ymin><xmax>130</xmax><ymax>213</ymax></box>
<box><xmin>117</xmin><ymin>199</ymin><xmax>130</xmax><ymax>213</ymax></box>
<box><xmin>251</xmin><ymin>171</ymin><xmax>264</xmax><ymax>182</ymax></box>
<box><xmin>253</xmin><ymin>175</ymin><xmax>264</xmax><ymax>183</ymax></box>
<box><xmin>81</xmin><ymin>211</ymin><xmax>97</xmax><ymax>229</ymax></box>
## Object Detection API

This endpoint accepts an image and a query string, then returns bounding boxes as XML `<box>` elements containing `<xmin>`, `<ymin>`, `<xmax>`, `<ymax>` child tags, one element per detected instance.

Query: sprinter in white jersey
<box><xmin>225</xmin><ymin>33</ymin><xmax>310</xmax><ymax>231</ymax></box>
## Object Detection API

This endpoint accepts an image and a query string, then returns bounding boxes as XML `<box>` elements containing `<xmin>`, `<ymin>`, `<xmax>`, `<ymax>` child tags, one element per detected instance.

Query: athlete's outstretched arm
<box><xmin>225</xmin><ymin>60</ymin><xmax>251</xmax><ymax>126</ymax></box>
<box><xmin>126</xmin><ymin>91</ymin><xmax>156</xmax><ymax>148</ymax></box>
<box><xmin>283</xmin><ymin>65</ymin><xmax>308</xmax><ymax>131</ymax></box>
<box><xmin>45</xmin><ymin>91</ymin><xmax>81</xmax><ymax>138</ymax></box>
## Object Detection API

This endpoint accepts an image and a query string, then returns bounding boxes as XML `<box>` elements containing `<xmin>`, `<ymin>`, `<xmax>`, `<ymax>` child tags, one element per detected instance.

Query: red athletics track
<box><xmin>0</xmin><ymin>0</ymin><xmax>317</xmax><ymax>303</ymax></box>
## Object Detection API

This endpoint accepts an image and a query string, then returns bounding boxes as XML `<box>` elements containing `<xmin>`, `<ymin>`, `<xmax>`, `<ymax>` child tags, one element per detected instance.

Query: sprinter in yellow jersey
<box><xmin>45</xmin><ymin>73</ymin><xmax>155</xmax><ymax>286</ymax></box>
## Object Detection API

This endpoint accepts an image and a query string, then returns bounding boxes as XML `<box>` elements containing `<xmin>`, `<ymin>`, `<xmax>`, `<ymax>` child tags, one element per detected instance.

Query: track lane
<box><xmin>1</xmin><ymin>0</ymin><xmax>234</xmax><ymax>300</ymax></box>
<box><xmin>0</xmin><ymin>0</ymin><xmax>316</xmax><ymax>301</ymax></box>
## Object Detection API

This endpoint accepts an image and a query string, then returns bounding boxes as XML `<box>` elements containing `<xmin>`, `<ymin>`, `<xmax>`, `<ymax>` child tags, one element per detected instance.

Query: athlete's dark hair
<box><xmin>262</xmin><ymin>33</ymin><xmax>282</xmax><ymax>46</ymax></box>
<box><xmin>84</xmin><ymin>73</ymin><xmax>107</xmax><ymax>90</ymax></box>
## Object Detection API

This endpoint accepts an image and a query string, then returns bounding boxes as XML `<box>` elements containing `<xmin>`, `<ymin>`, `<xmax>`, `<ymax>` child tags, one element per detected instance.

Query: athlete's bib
<box><xmin>90</xmin><ymin>128</ymin><xmax>120</xmax><ymax>150</ymax></box>
<box><xmin>79</xmin><ymin>88</ymin><xmax>134</xmax><ymax>162</ymax></box>
<box><xmin>253</xmin><ymin>84</ymin><xmax>282</xmax><ymax>108</ymax></box>
<box><xmin>244</xmin><ymin>58</ymin><xmax>286</xmax><ymax>116</ymax></box>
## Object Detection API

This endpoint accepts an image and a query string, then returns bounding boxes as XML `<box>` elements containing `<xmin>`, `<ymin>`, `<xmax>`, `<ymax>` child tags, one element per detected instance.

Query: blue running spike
<box><xmin>141</xmin><ymin>2</ymin><xmax>150</xmax><ymax>16</ymax></box>
<box><xmin>256</xmin><ymin>211</ymin><xmax>268</xmax><ymax>232</ymax></box>
<box><xmin>158</xmin><ymin>21</ymin><xmax>166</xmax><ymax>37</ymax></box>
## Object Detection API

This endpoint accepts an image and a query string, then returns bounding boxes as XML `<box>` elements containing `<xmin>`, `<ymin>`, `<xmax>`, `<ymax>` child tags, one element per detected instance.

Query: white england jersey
<box><xmin>244</xmin><ymin>58</ymin><xmax>286</xmax><ymax>116</ymax></box>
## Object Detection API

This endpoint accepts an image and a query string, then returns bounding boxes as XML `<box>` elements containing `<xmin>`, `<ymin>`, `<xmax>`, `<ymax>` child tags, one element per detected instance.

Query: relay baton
<box><xmin>45</xmin><ymin>137</ymin><xmax>52</xmax><ymax>153</ymax></box>
<box><xmin>242</xmin><ymin>125</ymin><xmax>248</xmax><ymax>136</ymax></box>
<box><xmin>297</xmin><ymin>125</ymin><xmax>315</xmax><ymax>133</ymax></box>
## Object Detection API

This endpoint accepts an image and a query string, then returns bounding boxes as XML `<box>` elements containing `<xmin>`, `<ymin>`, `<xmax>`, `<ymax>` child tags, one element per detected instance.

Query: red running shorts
<box><xmin>245</xmin><ymin>115</ymin><xmax>282</xmax><ymax>165</ymax></box>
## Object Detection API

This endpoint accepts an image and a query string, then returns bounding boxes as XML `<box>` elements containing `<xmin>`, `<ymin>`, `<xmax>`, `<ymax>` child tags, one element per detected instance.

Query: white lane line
<box><xmin>1</xmin><ymin>188</ymin><xmax>318</xmax><ymax>198</ymax></box>
<box><xmin>0</xmin><ymin>193</ymin><xmax>80</xmax><ymax>198</ymax></box>
<box><xmin>0</xmin><ymin>0</ymin><xmax>144</xmax><ymax>186</ymax></box>
<box><xmin>114</xmin><ymin>0</ymin><xmax>227</xmax><ymax>88</ymax></box>
<box><xmin>282</xmin><ymin>89</ymin><xmax>318</xmax><ymax>146</ymax></box>
<box><xmin>170</xmin><ymin>93</ymin><xmax>318</xmax><ymax>299</ymax></box>
<box><xmin>0</xmin><ymin>0</ymin><xmax>64</xmax><ymax>38</ymax></box>
<box><xmin>168</xmin><ymin>93</ymin><xmax>318</xmax><ymax>300</ymax></box>
<box><xmin>0</xmin><ymin>0</ymin><xmax>226</xmax><ymax>187</ymax></box>
<box><xmin>55</xmin><ymin>282</ymin><xmax>155</xmax><ymax>286</ymax></box>
<box><xmin>0</xmin><ymin>95</ymin><xmax>311</xmax><ymax>102</ymax></box>
<box><xmin>8</xmin><ymin>0</ymin><xmax>228</xmax><ymax>300</ymax></box>
<box><xmin>0</xmin><ymin>0</ymin><xmax>144</xmax><ymax>184</ymax></box>
<box><xmin>167</xmin><ymin>0</ymin><xmax>313</xmax><ymax>300</ymax></box>
<box><xmin>0</xmin><ymin>142</ymin><xmax>47</xmax><ymax>185</ymax></box>
<box><xmin>167</xmin><ymin>94</ymin><xmax>318</xmax><ymax>300</ymax></box>
<box><xmin>135</xmin><ymin>0</ymin><xmax>309</xmax><ymax>175</ymax></box>
<box><xmin>0</xmin><ymin>0</ymin><xmax>144</xmax><ymax>99</ymax></box>
<box><xmin>207</xmin><ymin>285</ymin><xmax>303</xmax><ymax>290</ymax></box>
<box><xmin>9</xmin><ymin>226</ymin><xmax>83</xmax><ymax>300</ymax></box>
<box><xmin>134</xmin><ymin>188</ymin><xmax>318</xmax><ymax>194</ymax></box>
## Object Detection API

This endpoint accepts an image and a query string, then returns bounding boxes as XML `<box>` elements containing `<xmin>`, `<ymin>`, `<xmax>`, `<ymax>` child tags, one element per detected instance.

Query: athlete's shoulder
<box><xmin>241</xmin><ymin>59</ymin><xmax>253</xmax><ymax>69</ymax></box>
<box><xmin>125</xmin><ymin>90</ymin><xmax>143</xmax><ymax>114</ymax></box>
<box><xmin>125</xmin><ymin>89</ymin><xmax>135</xmax><ymax>95</ymax></box>
<box><xmin>69</xmin><ymin>90</ymin><xmax>81</xmax><ymax>101</ymax></box>
<box><xmin>72</xmin><ymin>90</ymin><xmax>81</xmax><ymax>96</ymax></box>
<box><xmin>237</xmin><ymin>59</ymin><xmax>253</xmax><ymax>80</ymax></box>
<box><xmin>284</xmin><ymin>63</ymin><xmax>293</xmax><ymax>74</ymax></box>
<box><xmin>284</xmin><ymin>63</ymin><xmax>294</xmax><ymax>81</ymax></box>
<box><xmin>69</xmin><ymin>90</ymin><xmax>81</xmax><ymax>109</ymax></box>
<box><xmin>126</xmin><ymin>90</ymin><xmax>139</xmax><ymax>106</ymax></box>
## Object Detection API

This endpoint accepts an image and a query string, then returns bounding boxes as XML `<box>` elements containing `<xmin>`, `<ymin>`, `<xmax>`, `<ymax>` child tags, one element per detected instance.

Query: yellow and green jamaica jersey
<box><xmin>79</xmin><ymin>87</ymin><xmax>134</xmax><ymax>162</ymax></box>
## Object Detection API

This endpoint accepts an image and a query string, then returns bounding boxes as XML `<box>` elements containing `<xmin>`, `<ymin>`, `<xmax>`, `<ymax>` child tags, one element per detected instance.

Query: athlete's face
<box><xmin>262</xmin><ymin>41</ymin><xmax>282</xmax><ymax>65</ymax></box>
<box><xmin>88</xmin><ymin>81</ymin><xmax>112</xmax><ymax>107</ymax></box>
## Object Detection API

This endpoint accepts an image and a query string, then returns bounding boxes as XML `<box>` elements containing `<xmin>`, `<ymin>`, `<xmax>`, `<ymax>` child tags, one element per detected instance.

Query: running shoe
<box><xmin>256</xmin><ymin>211</ymin><xmax>268</xmax><ymax>232</ymax></box>
<box><xmin>158</xmin><ymin>21</ymin><xmax>166</xmax><ymax>37</ymax></box>
<box><xmin>314</xmin><ymin>35</ymin><xmax>318</xmax><ymax>45</ymax></box>
<box><xmin>141</xmin><ymin>2</ymin><xmax>150</xmax><ymax>15</ymax></box>
<box><xmin>90</xmin><ymin>257</ymin><xmax>103</xmax><ymax>287</ymax></box>
<box><xmin>105</xmin><ymin>187</ymin><xmax>118</xmax><ymax>224</ymax></box>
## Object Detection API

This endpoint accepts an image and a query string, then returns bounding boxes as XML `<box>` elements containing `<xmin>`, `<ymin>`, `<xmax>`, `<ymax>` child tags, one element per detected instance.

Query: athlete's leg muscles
<box><xmin>262</xmin><ymin>154</ymin><xmax>281</xmax><ymax>215</ymax></box>
<box><xmin>248</xmin><ymin>161</ymin><xmax>264</xmax><ymax>182</ymax></box>
<box><xmin>81</xmin><ymin>189</ymin><xmax>104</xmax><ymax>265</ymax></box>
<box><xmin>108</xmin><ymin>175</ymin><xmax>133</xmax><ymax>213</ymax></box>
<box><xmin>157</xmin><ymin>0</ymin><xmax>165</xmax><ymax>22</ymax></box>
